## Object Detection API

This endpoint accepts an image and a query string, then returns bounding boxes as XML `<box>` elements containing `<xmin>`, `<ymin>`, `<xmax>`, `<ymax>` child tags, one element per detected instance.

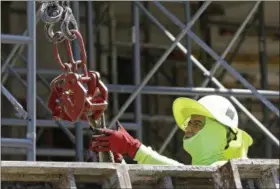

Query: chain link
<box><xmin>40</xmin><ymin>1</ymin><xmax>78</xmax><ymax>44</ymax></box>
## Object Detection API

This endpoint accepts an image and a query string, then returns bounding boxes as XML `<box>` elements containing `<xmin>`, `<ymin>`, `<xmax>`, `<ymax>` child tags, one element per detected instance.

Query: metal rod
<box><xmin>95</xmin><ymin>3</ymin><xmax>102</xmax><ymax>72</ymax></box>
<box><xmin>133</xmin><ymin>2</ymin><xmax>142</xmax><ymax>140</ymax></box>
<box><xmin>1</xmin><ymin>111</ymin><xmax>268</xmax><ymax>126</ymax></box>
<box><xmin>106</xmin><ymin>85</ymin><xmax>280</xmax><ymax>99</ymax></box>
<box><xmin>20</xmin><ymin>56</ymin><xmax>49</xmax><ymax>144</ymax></box>
<box><xmin>184</xmin><ymin>1</ymin><xmax>193</xmax><ymax>87</ymax></box>
<box><xmin>75</xmin><ymin>122</ymin><xmax>84</xmax><ymax>161</ymax></box>
<box><xmin>107</xmin><ymin>1</ymin><xmax>211</xmax><ymax>129</ymax></box>
<box><xmin>136</xmin><ymin>3</ymin><xmax>279</xmax><ymax>148</ymax></box>
<box><xmin>155</xmin><ymin>1</ymin><xmax>279</xmax><ymax>117</ymax></box>
<box><xmin>86</xmin><ymin>1</ymin><xmax>96</xmax><ymax>70</ymax></box>
<box><xmin>72</xmin><ymin>1</ymin><xmax>84</xmax><ymax>162</ymax></box>
<box><xmin>1</xmin><ymin>84</ymin><xmax>29</xmax><ymax>119</ymax></box>
<box><xmin>257</xmin><ymin>2</ymin><xmax>271</xmax><ymax>157</ymax></box>
<box><xmin>1</xmin><ymin>118</ymin><xmax>139</xmax><ymax>130</ymax></box>
<box><xmin>159</xmin><ymin>125</ymin><xmax>178</xmax><ymax>154</ymax></box>
<box><xmin>26</xmin><ymin>0</ymin><xmax>36</xmax><ymax>161</ymax></box>
<box><xmin>72</xmin><ymin>1</ymin><xmax>81</xmax><ymax>60</ymax></box>
<box><xmin>1</xmin><ymin>138</ymin><xmax>33</xmax><ymax>149</ymax></box>
<box><xmin>142</xmin><ymin>1</ymin><xmax>151</xmax><ymax>145</ymax></box>
<box><xmin>109</xmin><ymin>3</ymin><xmax>119</xmax><ymax>117</ymax></box>
<box><xmin>6</xmin><ymin>67</ymin><xmax>280</xmax><ymax>98</ymax></box>
<box><xmin>198</xmin><ymin>1</ymin><xmax>212</xmax><ymax>72</ymax></box>
<box><xmin>1</xmin><ymin>34</ymin><xmax>31</xmax><ymax>44</ymax></box>
<box><xmin>207</xmin><ymin>19</ymin><xmax>279</xmax><ymax>33</ymax></box>
<box><xmin>7</xmin><ymin>65</ymin><xmax>76</xmax><ymax>144</ymax></box>
<box><xmin>195</xmin><ymin>1</ymin><xmax>260</xmax><ymax>99</ymax></box>
<box><xmin>9</xmin><ymin>54</ymin><xmax>55</xmax><ymax>143</ymax></box>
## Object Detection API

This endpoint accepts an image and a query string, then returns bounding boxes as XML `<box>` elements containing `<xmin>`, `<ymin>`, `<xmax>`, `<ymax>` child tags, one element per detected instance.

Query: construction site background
<box><xmin>1</xmin><ymin>1</ymin><xmax>279</xmax><ymax>189</ymax></box>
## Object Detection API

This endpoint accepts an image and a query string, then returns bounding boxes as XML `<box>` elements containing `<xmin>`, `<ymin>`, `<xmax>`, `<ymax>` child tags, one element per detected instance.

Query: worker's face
<box><xmin>184</xmin><ymin>115</ymin><xmax>205</xmax><ymax>139</ymax></box>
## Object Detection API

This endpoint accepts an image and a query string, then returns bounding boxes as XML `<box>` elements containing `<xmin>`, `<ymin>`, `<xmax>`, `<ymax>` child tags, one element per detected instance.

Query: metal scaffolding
<box><xmin>1</xmin><ymin>1</ymin><xmax>279</xmax><ymax>161</ymax></box>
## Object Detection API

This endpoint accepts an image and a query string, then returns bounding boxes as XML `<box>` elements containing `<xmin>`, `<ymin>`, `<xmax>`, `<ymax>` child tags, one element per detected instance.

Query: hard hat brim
<box><xmin>172</xmin><ymin>97</ymin><xmax>214</xmax><ymax>131</ymax></box>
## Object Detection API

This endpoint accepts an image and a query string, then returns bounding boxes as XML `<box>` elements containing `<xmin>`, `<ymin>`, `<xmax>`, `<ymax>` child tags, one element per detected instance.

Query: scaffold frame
<box><xmin>1</xmin><ymin>1</ymin><xmax>279</xmax><ymax>161</ymax></box>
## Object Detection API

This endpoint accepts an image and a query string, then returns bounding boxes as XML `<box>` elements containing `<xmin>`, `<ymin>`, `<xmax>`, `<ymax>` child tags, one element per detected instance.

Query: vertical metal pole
<box><xmin>108</xmin><ymin>1</ymin><xmax>211</xmax><ymax>129</ymax></box>
<box><xmin>72</xmin><ymin>2</ymin><xmax>83</xmax><ymax>162</ymax></box>
<box><xmin>109</xmin><ymin>3</ymin><xmax>119</xmax><ymax>117</ymax></box>
<box><xmin>27</xmin><ymin>0</ymin><xmax>36</xmax><ymax>161</ymax></box>
<box><xmin>142</xmin><ymin>2</ymin><xmax>151</xmax><ymax>144</ymax></box>
<box><xmin>95</xmin><ymin>3</ymin><xmax>101</xmax><ymax>73</ymax></box>
<box><xmin>87</xmin><ymin>1</ymin><xmax>96</xmax><ymax>70</ymax></box>
<box><xmin>72</xmin><ymin>2</ymin><xmax>81</xmax><ymax>60</ymax></box>
<box><xmin>185</xmin><ymin>1</ymin><xmax>193</xmax><ymax>87</ymax></box>
<box><xmin>199</xmin><ymin>2</ymin><xmax>212</xmax><ymax>72</ymax></box>
<box><xmin>258</xmin><ymin>2</ymin><xmax>271</xmax><ymax>157</ymax></box>
<box><xmin>133</xmin><ymin>2</ymin><xmax>142</xmax><ymax>141</ymax></box>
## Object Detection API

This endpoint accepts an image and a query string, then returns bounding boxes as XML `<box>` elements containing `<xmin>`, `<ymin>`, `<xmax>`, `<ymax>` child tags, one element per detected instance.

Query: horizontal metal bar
<box><xmin>107</xmin><ymin>84</ymin><xmax>280</xmax><ymax>99</ymax></box>
<box><xmin>10</xmin><ymin>68</ymin><xmax>279</xmax><ymax>99</ymax></box>
<box><xmin>1</xmin><ymin>34</ymin><xmax>31</xmax><ymax>44</ymax></box>
<box><xmin>1</xmin><ymin>138</ymin><xmax>33</xmax><ymax>149</ymax></box>
<box><xmin>208</xmin><ymin>20</ymin><xmax>279</xmax><ymax>33</ymax></box>
<box><xmin>1</xmin><ymin>118</ymin><xmax>139</xmax><ymax>130</ymax></box>
<box><xmin>4</xmin><ymin>67</ymin><xmax>280</xmax><ymax>99</ymax></box>
<box><xmin>1</xmin><ymin>147</ymin><xmax>75</xmax><ymax>157</ymax></box>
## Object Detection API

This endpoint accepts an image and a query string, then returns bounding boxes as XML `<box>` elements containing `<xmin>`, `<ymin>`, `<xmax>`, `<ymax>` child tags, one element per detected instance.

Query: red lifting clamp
<box><xmin>48</xmin><ymin>30</ymin><xmax>108</xmax><ymax>122</ymax></box>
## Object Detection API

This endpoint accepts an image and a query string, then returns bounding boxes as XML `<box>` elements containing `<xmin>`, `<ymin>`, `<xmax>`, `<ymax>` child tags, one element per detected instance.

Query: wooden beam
<box><xmin>1</xmin><ymin>159</ymin><xmax>279</xmax><ymax>189</ymax></box>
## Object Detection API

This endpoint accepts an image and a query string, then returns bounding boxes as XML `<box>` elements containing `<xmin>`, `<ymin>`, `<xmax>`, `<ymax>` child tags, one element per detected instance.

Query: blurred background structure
<box><xmin>1</xmin><ymin>1</ymin><xmax>279</xmax><ymax>164</ymax></box>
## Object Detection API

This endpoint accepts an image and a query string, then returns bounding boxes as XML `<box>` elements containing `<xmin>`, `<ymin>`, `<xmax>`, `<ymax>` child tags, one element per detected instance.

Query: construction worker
<box><xmin>90</xmin><ymin>95</ymin><xmax>253</xmax><ymax>166</ymax></box>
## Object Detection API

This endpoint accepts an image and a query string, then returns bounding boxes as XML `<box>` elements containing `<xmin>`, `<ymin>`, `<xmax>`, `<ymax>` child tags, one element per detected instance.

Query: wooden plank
<box><xmin>115</xmin><ymin>165</ymin><xmax>133</xmax><ymax>189</ymax></box>
<box><xmin>1</xmin><ymin>173</ymin><xmax>62</xmax><ymax>182</ymax></box>
<box><xmin>128</xmin><ymin>164</ymin><xmax>216</xmax><ymax>184</ymax></box>
<box><xmin>128</xmin><ymin>164</ymin><xmax>216</xmax><ymax>177</ymax></box>
<box><xmin>156</xmin><ymin>176</ymin><xmax>174</xmax><ymax>189</ymax></box>
<box><xmin>173</xmin><ymin>177</ymin><xmax>215</xmax><ymax>189</ymax></box>
<box><xmin>1</xmin><ymin>159</ymin><xmax>279</xmax><ymax>189</ymax></box>
<box><xmin>1</xmin><ymin>173</ymin><xmax>108</xmax><ymax>183</ymax></box>
<box><xmin>232</xmin><ymin>159</ymin><xmax>279</xmax><ymax>178</ymax></box>
<box><xmin>212</xmin><ymin>161</ymin><xmax>243</xmax><ymax>189</ymax></box>
<box><xmin>102</xmin><ymin>165</ymin><xmax>132</xmax><ymax>189</ymax></box>
<box><xmin>0</xmin><ymin>161</ymin><xmax>117</xmax><ymax>176</ymax></box>
<box><xmin>256</xmin><ymin>168</ymin><xmax>279</xmax><ymax>189</ymax></box>
<box><xmin>54</xmin><ymin>170</ymin><xmax>77</xmax><ymax>189</ymax></box>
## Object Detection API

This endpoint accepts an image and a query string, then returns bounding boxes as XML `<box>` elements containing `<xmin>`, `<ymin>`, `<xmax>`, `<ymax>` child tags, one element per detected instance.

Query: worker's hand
<box><xmin>113</xmin><ymin>152</ymin><xmax>124</xmax><ymax>163</ymax></box>
<box><xmin>90</xmin><ymin>121</ymin><xmax>141</xmax><ymax>159</ymax></box>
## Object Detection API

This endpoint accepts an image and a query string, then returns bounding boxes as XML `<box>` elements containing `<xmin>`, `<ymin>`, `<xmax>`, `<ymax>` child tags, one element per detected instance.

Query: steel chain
<box><xmin>40</xmin><ymin>2</ymin><xmax>111</xmax><ymax>163</ymax></box>
<box><xmin>40</xmin><ymin>1</ymin><xmax>78</xmax><ymax>44</ymax></box>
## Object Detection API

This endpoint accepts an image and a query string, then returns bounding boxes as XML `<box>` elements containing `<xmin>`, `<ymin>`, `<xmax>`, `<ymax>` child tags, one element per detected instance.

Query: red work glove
<box><xmin>113</xmin><ymin>152</ymin><xmax>124</xmax><ymax>163</ymax></box>
<box><xmin>90</xmin><ymin>121</ymin><xmax>141</xmax><ymax>159</ymax></box>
